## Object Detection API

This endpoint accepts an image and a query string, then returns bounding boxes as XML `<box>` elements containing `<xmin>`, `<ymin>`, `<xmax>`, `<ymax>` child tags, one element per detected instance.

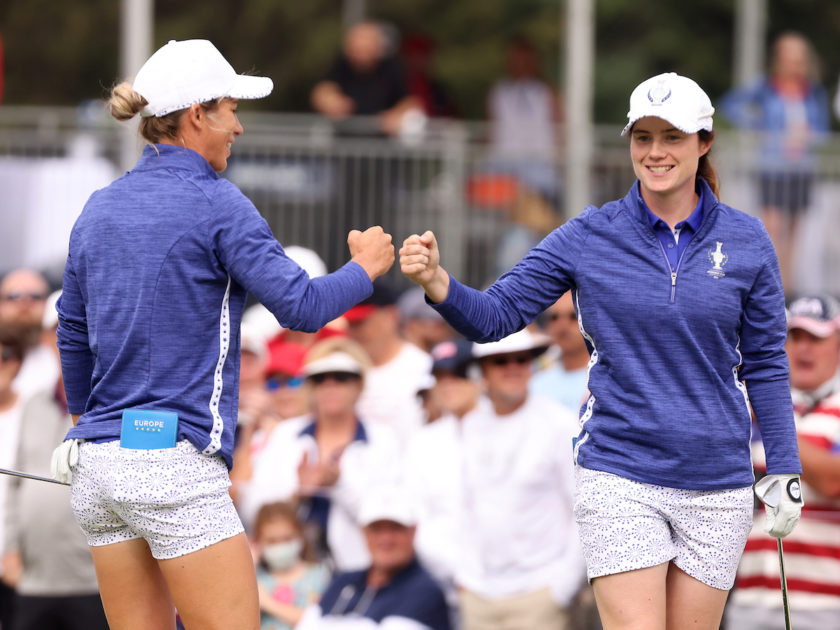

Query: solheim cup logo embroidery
<box><xmin>707</xmin><ymin>241</ymin><xmax>728</xmax><ymax>279</ymax></box>
<box><xmin>647</xmin><ymin>80</ymin><xmax>672</xmax><ymax>106</ymax></box>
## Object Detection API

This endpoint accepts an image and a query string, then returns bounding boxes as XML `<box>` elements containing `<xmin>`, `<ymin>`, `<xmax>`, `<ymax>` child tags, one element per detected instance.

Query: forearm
<box><xmin>311</xmin><ymin>81</ymin><xmax>348</xmax><ymax>117</ymax></box>
<box><xmin>260</xmin><ymin>261</ymin><xmax>372</xmax><ymax>333</ymax></box>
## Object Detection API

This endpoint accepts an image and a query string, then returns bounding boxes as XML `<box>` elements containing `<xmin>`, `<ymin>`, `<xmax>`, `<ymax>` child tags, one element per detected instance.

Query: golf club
<box><xmin>0</xmin><ymin>466</ymin><xmax>70</xmax><ymax>486</ymax></box>
<box><xmin>777</xmin><ymin>537</ymin><xmax>792</xmax><ymax>630</ymax></box>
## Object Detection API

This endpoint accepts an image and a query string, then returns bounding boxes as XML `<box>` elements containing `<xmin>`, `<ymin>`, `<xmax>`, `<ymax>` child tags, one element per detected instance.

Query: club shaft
<box><xmin>0</xmin><ymin>467</ymin><xmax>70</xmax><ymax>486</ymax></box>
<box><xmin>778</xmin><ymin>538</ymin><xmax>792</xmax><ymax>630</ymax></box>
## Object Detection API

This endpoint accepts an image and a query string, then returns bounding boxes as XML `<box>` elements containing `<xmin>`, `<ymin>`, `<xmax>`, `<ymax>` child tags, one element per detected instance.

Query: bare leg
<box><xmin>591</xmin><ymin>563</ymin><xmax>668</xmax><ymax>630</ymax></box>
<box><xmin>665</xmin><ymin>564</ymin><xmax>729</xmax><ymax>630</ymax></box>
<box><xmin>159</xmin><ymin>532</ymin><xmax>259</xmax><ymax>630</ymax></box>
<box><xmin>89</xmin><ymin>538</ymin><xmax>177</xmax><ymax>630</ymax></box>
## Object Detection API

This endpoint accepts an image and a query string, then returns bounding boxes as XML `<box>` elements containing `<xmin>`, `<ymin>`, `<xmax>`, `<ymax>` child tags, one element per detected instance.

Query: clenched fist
<box><xmin>399</xmin><ymin>230</ymin><xmax>449</xmax><ymax>303</ymax></box>
<box><xmin>348</xmin><ymin>226</ymin><xmax>395</xmax><ymax>281</ymax></box>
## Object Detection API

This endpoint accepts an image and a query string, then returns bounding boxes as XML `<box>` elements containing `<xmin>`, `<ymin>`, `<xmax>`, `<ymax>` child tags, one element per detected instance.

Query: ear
<box><xmin>698</xmin><ymin>132</ymin><xmax>714</xmax><ymax>157</ymax></box>
<box><xmin>185</xmin><ymin>103</ymin><xmax>205</xmax><ymax>131</ymax></box>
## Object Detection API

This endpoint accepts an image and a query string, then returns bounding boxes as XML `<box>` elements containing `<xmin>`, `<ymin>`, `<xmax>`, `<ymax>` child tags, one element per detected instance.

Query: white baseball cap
<box><xmin>358</xmin><ymin>487</ymin><xmax>418</xmax><ymax>527</ymax></box>
<box><xmin>303</xmin><ymin>351</ymin><xmax>366</xmax><ymax>377</ymax></box>
<box><xmin>472</xmin><ymin>328</ymin><xmax>551</xmax><ymax>360</ymax></box>
<box><xmin>621</xmin><ymin>72</ymin><xmax>714</xmax><ymax>137</ymax></box>
<box><xmin>133</xmin><ymin>39</ymin><xmax>273</xmax><ymax>118</ymax></box>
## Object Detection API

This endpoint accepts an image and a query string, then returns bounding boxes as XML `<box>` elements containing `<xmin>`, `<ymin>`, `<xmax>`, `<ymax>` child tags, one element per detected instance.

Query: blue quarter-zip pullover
<box><xmin>57</xmin><ymin>144</ymin><xmax>372</xmax><ymax>468</ymax></box>
<box><xmin>432</xmin><ymin>179</ymin><xmax>800</xmax><ymax>490</ymax></box>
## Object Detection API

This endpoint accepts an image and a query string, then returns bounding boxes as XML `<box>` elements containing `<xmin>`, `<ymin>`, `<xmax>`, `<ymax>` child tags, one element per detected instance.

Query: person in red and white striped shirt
<box><xmin>727</xmin><ymin>294</ymin><xmax>840</xmax><ymax>629</ymax></box>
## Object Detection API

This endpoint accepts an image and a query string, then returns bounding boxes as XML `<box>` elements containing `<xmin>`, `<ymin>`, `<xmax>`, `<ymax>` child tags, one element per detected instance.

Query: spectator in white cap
<box><xmin>428</xmin><ymin>328</ymin><xmax>585</xmax><ymax>630</ymax></box>
<box><xmin>50</xmin><ymin>38</ymin><xmax>395</xmax><ymax>630</ymax></box>
<box><xmin>296</xmin><ymin>486</ymin><xmax>452</xmax><ymax>630</ymax></box>
<box><xmin>237</xmin><ymin>337</ymin><xmax>400</xmax><ymax>571</ymax></box>
<box><xmin>728</xmin><ymin>294</ymin><xmax>840</xmax><ymax>630</ymax></box>
<box><xmin>402</xmin><ymin>71</ymin><xmax>802</xmax><ymax>630</ymax></box>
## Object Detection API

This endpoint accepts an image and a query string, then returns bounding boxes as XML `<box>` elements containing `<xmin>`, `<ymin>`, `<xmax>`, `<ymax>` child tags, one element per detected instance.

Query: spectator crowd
<box><xmin>3</xmin><ymin>19</ymin><xmax>840</xmax><ymax>630</ymax></box>
<box><xmin>4</xmin><ymin>252</ymin><xmax>840</xmax><ymax>629</ymax></box>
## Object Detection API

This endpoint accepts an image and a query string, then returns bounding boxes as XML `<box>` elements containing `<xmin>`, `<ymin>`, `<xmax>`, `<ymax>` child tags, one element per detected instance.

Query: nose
<box><xmin>648</xmin><ymin>137</ymin><xmax>667</xmax><ymax>158</ymax></box>
<box><xmin>234</xmin><ymin>116</ymin><xmax>244</xmax><ymax>136</ymax></box>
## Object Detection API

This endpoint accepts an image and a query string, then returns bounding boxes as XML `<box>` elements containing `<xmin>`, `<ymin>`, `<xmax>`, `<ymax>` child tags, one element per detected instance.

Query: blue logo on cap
<box><xmin>647</xmin><ymin>81</ymin><xmax>672</xmax><ymax>106</ymax></box>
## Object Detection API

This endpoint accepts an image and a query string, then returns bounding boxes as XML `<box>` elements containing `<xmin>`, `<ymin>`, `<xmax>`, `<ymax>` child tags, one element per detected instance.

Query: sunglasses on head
<box><xmin>266</xmin><ymin>375</ymin><xmax>304</xmax><ymax>390</ymax></box>
<box><xmin>0</xmin><ymin>292</ymin><xmax>47</xmax><ymax>303</ymax></box>
<box><xmin>308</xmin><ymin>371</ymin><xmax>361</xmax><ymax>385</ymax></box>
<box><xmin>486</xmin><ymin>353</ymin><xmax>533</xmax><ymax>367</ymax></box>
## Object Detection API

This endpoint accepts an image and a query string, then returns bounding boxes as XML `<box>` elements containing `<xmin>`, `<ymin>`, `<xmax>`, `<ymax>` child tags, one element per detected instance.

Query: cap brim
<box><xmin>343</xmin><ymin>305</ymin><xmax>377</xmax><ymax>323</ymax></box>
<box><xmin>361</xmin><ymin>515</ymin><xmax>416</xmax><ymax>527</ymax></box>
<box><xmin>621</xmin><ymin>115</ymin><xmax>710</xmax><ymax>137</ymax></box>
<box><xmin>788</xmin><ymin>316</ymin><xmax>838</xmax><ymax>338</ymax></box>
<box><xmin>228</xmin><ymin>74</ymin><xmax>273</xmax><ymax>100</ymax></box>
<box><xmin>303</xmin><ymin>353</ymin><xmax>364</xmax><ymax>377</ymax></box>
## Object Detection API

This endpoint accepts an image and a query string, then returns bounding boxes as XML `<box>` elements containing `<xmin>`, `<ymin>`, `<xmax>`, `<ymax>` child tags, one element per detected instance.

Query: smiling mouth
<box><xmin>647</xmin><ymin>166</ymin><xmax>673</xmax><ymax>173</ymax></box>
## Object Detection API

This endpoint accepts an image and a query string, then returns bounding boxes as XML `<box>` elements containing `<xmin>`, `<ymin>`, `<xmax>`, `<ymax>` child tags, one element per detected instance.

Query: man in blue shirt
<box><xmin>297</xmin><ymin>489</ymin><xmax>451</xmax><ymax>630</ymax></box>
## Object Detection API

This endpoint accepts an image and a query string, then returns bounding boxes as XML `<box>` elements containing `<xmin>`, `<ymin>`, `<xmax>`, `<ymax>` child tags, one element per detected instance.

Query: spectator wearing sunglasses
<box><xmin>456</xmin><ymin>329</ymin><xmax>586</xmax><ymax>630</ymax></box>
<box><xmin>530</xmin><ymin>292</ymin><xmax>591</xmax><ymax>415</ymax></box>
<box><xmin>238</xmin><ymin>337</ymin><xmax>401</xmax><ymax>571</ymax></box>
<box><xmin>0</xmin><ymin>268</ymin><xmax>59</xmax><ymax>399</ymax></box>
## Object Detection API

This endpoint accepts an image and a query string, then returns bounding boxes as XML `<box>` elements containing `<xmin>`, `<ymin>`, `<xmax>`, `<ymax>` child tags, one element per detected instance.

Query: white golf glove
<box><xmin>754</xmin><ymin>473</ymin><xmax>803</xmax><ymax>538</ymax></box>
<box><xmin>50</xmin><ymin>439</ymin><xmax>82</xmax><ymax>484</ymax></box>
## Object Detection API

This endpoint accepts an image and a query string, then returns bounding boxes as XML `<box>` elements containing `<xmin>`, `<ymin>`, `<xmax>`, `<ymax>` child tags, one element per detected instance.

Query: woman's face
<box><xmin>194</xmin><ymin>98</ymin><xmax>243</xmax><ymax>172</ymax></box>
<box><xmin>630</xmin><ymin>116</ymin><xmax>711</xmax><ymax>201</ymax></box>
<box><xmin>772</xmin><ymin>35</ymin><xmax>810</xmax><ymax>82</ymax></box>
<box><xmin>258</xmin><ymin>517</ymin><xmax>299</xmax><ymax>546</ymax></box>
<box><xmin>267</xmin><ymin>372</ymin><xmax>309</xmax><ymax>420</ymax></box>
<box><xmin>309</xmin><ymin>371</ymin><xmax>363</xmax><ymax>417</ymax></box>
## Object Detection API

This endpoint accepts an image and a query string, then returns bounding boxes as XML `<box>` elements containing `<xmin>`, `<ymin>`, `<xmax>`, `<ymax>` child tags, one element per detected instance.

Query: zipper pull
<box><xmin>671</xmin><ymin>272</ymin><xmax>677</xmax><ymax>287</ymax></box>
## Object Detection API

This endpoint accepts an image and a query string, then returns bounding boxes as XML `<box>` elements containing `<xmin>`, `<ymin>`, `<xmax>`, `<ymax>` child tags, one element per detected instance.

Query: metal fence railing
<box><xmin>1</xmin><ymin>106</ymin><xmax>839</xmax><ymax>296</ymax></box>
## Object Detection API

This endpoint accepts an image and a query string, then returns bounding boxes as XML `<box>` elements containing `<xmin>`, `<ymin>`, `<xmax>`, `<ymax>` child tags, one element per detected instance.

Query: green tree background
<box><xmin>2</xmin><ymin>0</ymin><xmax>840</xmax><ymax>125</ymax></box>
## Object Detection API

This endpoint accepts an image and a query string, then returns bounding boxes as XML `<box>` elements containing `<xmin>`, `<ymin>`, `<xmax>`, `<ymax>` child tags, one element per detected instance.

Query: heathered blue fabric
<box><xmin>433</xmin><ymin>180</ymin><xmax>800</xmax><ymax>490</ymax></box>
<box><xmin>57</xmin><ymin>144</ymin><xmax>372</xmax><ymax>468</ymax></box>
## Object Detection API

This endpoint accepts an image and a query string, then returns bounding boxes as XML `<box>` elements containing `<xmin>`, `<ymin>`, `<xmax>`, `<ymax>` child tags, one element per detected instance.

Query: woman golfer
<box><xmin>400</xmin><ymin>72</ymin><xmax>802</xmax><ymax>630</ymax></box>
<box><xmin>51</xmin><ymin>39</ymin><xmax>393</xmax><ymax>630</ymax></box>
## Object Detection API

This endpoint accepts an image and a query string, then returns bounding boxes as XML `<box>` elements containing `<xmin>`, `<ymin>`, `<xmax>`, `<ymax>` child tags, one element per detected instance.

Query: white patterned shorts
<box><xmin>70</xmin><ymin>440</ymin><xmax>244</xmax><ymax>560</ymax></box>
<box><xmin>573</xmin><ymin>466</ymin><xmax>754</xmax><ymax>590</ymax></box>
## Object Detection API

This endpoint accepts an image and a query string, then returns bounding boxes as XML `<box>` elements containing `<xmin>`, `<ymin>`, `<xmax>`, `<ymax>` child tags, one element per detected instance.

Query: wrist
<box><xmin>424</xmin><ymin>267</ymin><xmax>450</xmax><ymax>304</ymax></box>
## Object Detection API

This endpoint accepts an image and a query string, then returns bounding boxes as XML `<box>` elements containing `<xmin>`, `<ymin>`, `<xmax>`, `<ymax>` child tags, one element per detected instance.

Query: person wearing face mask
<box><xmin>49</xmin><ymin>39</ymin><xmax>395</xmax><ymax>630</ymax></box>
<box><xmin>253</xmin><ymin>502</ymin><xmax>330</xmax><ymax>630</ymax></box>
